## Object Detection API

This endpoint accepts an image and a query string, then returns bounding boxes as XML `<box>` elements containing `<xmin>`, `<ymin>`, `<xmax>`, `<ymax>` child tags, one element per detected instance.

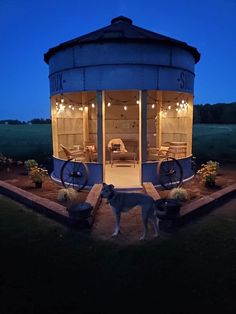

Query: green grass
<box><xmin>193</xmin><ymin>124</ymin><xmax>236</xmax><ymax>162</ymax></box>
<box><xmin>1</xmin><ymin>194</ymin><xmax>236</xmax><ymax>313</ymax></box>
<box><xmin>0</xmin><ymin>124</ymin><xmax>52</xmax><ymax>161</ymax></box>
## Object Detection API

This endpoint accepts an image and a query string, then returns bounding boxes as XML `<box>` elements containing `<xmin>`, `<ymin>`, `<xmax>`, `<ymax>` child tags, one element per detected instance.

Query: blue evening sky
<box><xmin>0</xmin><ymin>0</ymin><xmax>235</xmax><ymax>121</ymax></box>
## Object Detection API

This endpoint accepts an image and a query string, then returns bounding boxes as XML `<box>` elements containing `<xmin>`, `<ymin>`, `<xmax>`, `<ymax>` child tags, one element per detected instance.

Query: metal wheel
<box><xmin>60</xmin><ymin>158</ymin><xmax>89</xmax><ymax>191</ymax></box>
<box><xmin>157</xmin><ymin>157</ymin><xmax>183</xmax><ymax>190</ymax></box>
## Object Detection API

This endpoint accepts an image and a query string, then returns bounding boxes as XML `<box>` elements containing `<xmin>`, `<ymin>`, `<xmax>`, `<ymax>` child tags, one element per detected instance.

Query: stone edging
<box><xmin>179</xmin><ymin>183</ymin><xmax>236</xmax><ymax>224</ymax></box>
<box><xmin>0</xmin><ymin>180</ymin><xmax>236</xmax><ymax>229</ymax></box>
<box><xmin>0</xmin><ymin>180</ymin><xmax>76</xmax><ymax>226</ymax></box>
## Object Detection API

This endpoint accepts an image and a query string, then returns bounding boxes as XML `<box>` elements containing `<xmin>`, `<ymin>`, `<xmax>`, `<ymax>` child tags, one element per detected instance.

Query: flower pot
<box><xmin>35</xmin><ymin>181</ymin><xmax>43</xmax><ymax>188</ymax></box>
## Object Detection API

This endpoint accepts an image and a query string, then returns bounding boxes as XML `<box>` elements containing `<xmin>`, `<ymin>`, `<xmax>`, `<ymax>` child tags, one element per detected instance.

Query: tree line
<box><xmin>0</xmin><ymin>118</ymin><xmax>51</xmax><ymax>125</ymax></box>
<box><xmin>193</xmin><ymin>101</ymin><xmax>236</xmax><ymax>124</ymax></box>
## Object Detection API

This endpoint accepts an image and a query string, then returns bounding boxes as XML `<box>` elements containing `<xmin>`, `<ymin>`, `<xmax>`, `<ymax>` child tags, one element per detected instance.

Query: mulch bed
<box><xmin>0</xmin><ymin>163</ymin><xmax>235</xmax><ymax>243</ymax></box>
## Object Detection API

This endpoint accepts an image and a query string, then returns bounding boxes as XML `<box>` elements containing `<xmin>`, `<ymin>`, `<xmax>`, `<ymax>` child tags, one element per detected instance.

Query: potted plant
<box><xmin>197</xmin><ymin>160</ymin><xmax>219</xmax><ymax>187</ymax></box>
<box><xmin>29</xmin><ymin>166</ymin><xmax>48</xmax><ymax>188</ymax></box>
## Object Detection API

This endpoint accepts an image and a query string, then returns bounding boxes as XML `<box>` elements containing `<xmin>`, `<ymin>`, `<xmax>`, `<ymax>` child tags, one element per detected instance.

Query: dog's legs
<box><xmin>112</xmin><ymin>208</ymin><xmax>121</xmax><ymax>237</ymax></box>
<box><xmin>151</xmin><ymin>215</ymin><xmax>159</xmax><ymax>238</ymax></box>
<box><xmin>140</xmin><ymin>209</ymin><xmax>148</xmax><ymax>240</ymax></box>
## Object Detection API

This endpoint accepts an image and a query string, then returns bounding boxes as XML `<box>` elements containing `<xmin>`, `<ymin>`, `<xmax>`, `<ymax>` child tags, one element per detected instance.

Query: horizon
<box><xmin>1</xmin><ymin>0</ymin><xmax>236</xmax><ymax>120</ymax></box>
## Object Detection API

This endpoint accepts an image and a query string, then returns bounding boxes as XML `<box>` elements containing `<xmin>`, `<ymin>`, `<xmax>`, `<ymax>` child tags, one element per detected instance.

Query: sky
<box><xmin>0</xmin><ymin>0</ymin><xmax>235</xmax><ymax>121</ymax></box>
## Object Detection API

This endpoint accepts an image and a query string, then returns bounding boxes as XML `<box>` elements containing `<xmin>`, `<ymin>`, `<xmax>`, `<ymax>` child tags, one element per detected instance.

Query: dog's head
<box><xmin>100</xmin><ymin>183</ymin><xmax>115</xmax><ymax>199</ymax></box>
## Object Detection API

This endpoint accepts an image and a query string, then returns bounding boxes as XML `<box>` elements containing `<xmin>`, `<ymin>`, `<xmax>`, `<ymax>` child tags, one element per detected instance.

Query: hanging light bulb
<box><xmin>168</xmin><ymin>105</ymin><xmax>171</xmax><ymax>110</ymax></box>
<box><xmin>61</xmin><ymin>97</ymin><xmax>64</xmax><ymax>103</ymax></box>
<box><xmin>107</xmin><ymin>102</ymin><xmax>111</xmax><ymax>107</ymax></box>
<box><xmin>124</xmin><ymin>106</ymin><xmax>127</xmax><ymax>111</ymax></box>
<box><xmin>176</xmin><ymin>102</ymin><xmax>179</xmax><ymax>106</ymax></box>
<box><xmin>69</xmin><ymin>104</ymin><xmax>72</xmax><ymax>109</ymax></box>
<box><xmin>72</xmin><ymin>106</ymin><xmax>75</xmax><ymax>110</ymax></box>
<box><xmin>136</xmin><ymin>100</ymin><xmax>139</xmax><ymax>104</ymax></box>
<box><xmin>91</xmin><ymin>103</ymin><xmax>95</xmax><ymax>108</ymax></box>
<box><xmin>152</xmin><ymin>104</ymin><xmax>155</xmax><ymax>109</ymax></box>
<box><xmin>181</xmin><ymin>100</ymin><xmax>185</xmax><ymax>104</ymax></box>
<box><xmin>56</xmin><ymin>101</ymin><xmax>59</xmax><ymax>106</ymax></box>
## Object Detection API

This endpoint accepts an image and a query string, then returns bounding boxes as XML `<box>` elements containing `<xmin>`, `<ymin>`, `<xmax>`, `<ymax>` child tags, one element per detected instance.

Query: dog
<box><xmin>100</xmin><ymin>183</ymin><xmax>159</xmax><ymax>240</ymax></box>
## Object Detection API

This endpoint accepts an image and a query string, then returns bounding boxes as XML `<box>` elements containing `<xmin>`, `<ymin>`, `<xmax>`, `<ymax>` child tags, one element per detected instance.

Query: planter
<box><xmin>35</xmin><ymin>181</ymin><xmax>43</xmax><ymax>188</ymax></box>
<box><xmin>155</xmin><ymin>199</ymin><xmax>181</xmax><ymax>220</ymax></box>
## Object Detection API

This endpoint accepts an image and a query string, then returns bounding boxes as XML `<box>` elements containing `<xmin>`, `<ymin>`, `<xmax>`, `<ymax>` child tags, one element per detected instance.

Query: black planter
<box><xmin>155</xmin><ymin>199</ymin><xmax>181</xmax><ymax>220</ymax></box>
<box><xmin>35</xmin><ymin>181</ymin><xmax>43</xmax><ymax>188</ymax></box>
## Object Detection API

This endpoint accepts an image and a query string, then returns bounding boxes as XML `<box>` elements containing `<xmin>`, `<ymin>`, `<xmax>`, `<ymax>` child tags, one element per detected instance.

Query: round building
<box><xmin>44</xmin><ymin>16</ymin><xmax>200</xmax><ymax>189</ymax></box>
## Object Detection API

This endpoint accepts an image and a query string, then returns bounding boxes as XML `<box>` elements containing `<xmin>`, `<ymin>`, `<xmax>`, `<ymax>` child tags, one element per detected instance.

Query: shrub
<box><xmin>25</xmin><ymin>159</ymin><xmax>38</xmax><ymax>171</ymax></box>
<box><xmin>169</xmin><ymin>187</ymin><xmax>189</xmax><ymax>202</ymax></box>
<box><xmin>0</xmin><ymin>153</ymin><xmax>13</xmax><ymax>170</ymax></box>
<box><xmin>197</xmin><ymin>160</ymin><xmax>219</xmax><ymax>187</ymax></box>
<box><xmin>57</xmin><ymin>188</ymin><xmax>78</xmax><ymax>202</ymax></box>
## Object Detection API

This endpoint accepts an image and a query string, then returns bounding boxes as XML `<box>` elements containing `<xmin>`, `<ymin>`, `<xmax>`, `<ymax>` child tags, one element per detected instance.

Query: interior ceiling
<box><xmin>51</xmin><ymin>90</ymin><xmax>191</xmax><ymax>105</ymax></box>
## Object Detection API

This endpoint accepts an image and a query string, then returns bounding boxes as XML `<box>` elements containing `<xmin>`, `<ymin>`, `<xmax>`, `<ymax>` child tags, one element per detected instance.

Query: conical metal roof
<box><xmin>44</xmin><ymin>16</ymin><xmax>200</xmax><ymax>63</ymax></box>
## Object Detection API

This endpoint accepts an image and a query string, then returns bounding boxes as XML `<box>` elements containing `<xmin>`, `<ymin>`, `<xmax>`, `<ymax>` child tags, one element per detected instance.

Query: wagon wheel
<box><xmin>60</xmin><ymin>158</ymin><xmax>89</xmax><ymax>191</ymax></box>
<box><xmin>157</xmin><ymin>157</ymin><xmax>183</xmax><ymax>190</ymax></box>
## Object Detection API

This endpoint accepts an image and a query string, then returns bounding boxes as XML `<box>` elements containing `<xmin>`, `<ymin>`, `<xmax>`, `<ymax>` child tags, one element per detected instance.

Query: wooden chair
<box><xmin>60</xmin><ymin>144</ymin><xmax>86</xmax><ymax>161</ymax></box>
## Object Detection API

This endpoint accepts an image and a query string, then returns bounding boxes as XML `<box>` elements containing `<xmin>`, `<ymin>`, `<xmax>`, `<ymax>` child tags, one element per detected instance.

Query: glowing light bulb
<box><xmin>136</xmin><ymin>100</ymin><xmax>139</xmax><ymax>104</ymax></box>
<box><xmin>91</xmin><ymin>103</ymin><xmax>95</xmax><ymax>108</ymax></box>
<box><xmin>168</xmin><ymin>105</ymin><xmax>171</xmax><ymax>110</ymax></box>
<box><xmin>107</xmin><ymin>102</ymin><xmax>111</xmax><ymax>107</ymax></box>
<box><xmin>61</xmin><ymin>98</ymin><xmax>64</xmax><ymax>103</ymax></box>
<box><xmin>56</xmin><ymin>101</ymin><xmax>59</xmax><ymax>106</ymax></box>
<box><xmin>124</xmin><ymin>106</ymin><xmax>127</xmax><ymax>111</ymax></box>
<box><xmin>176</xmin><ymin>102</ymin><xmax>179</xmax><ymax>106</ymax></box>
<box><xmin>152</xmin><ymin>104</ymin><xmax>155</xmax><ymax>109</ymax></box>
<box><xmin>69</xmin><ymin>105</ymin><xmax>72</xmax><ymax>109</ymax></box>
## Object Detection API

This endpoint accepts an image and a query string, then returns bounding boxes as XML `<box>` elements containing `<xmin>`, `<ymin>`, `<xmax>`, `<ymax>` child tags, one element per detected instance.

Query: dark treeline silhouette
<box><xmin>0</xmin><ymin>118</ymin><xmax>51</xmax><ymax>125</ymax></box>
<box><xmin>193</xmin><ymin>102</ymin><xmax>236</xmax><ymax>124</ymax></box>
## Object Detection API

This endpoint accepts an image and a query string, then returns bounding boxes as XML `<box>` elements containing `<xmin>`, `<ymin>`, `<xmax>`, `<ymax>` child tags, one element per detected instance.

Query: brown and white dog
<box><xmin>100</xmin><ymin>183</ymin><xmax>159</xmax><ymax>240</ymax></box>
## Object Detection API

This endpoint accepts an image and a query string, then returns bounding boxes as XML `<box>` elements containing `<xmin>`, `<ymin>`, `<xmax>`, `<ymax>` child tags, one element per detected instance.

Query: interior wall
<box><xmin>51</xmin><ymin>92</ymin><xmax>97</xmax><ymax>160</ymax></box>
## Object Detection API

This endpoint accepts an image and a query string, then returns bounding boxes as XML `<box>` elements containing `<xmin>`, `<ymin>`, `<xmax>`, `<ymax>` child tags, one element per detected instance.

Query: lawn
<box><xmin>0</xmin><ymin>124</ymin><xmax>52</xmax><ymax>161</ymax></box>
<box><xmin>1</xmin><ymin>194</ymin><xmax>236</xmax><ymax>314</ymax></box>
<box><xmin>193</xmin><ymin>124</ymin><xmax>236</xmax><ymax>162</ymax></box>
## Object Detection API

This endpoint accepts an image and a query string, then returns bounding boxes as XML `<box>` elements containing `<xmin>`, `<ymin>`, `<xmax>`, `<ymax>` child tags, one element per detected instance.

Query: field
<box><xmin>193</xmin><ymin>124</ymin><xmax>236</xmax><ymax>162</ymax></box>
<box><xmin>0</xmin><ymin>124</ymin><xmax>52</xmax><ymax>161</ymax></box>
<box><xmin>0</xmin><ymin>124</ymin><xmax>236</xmax><ymax>163</ymax></box>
